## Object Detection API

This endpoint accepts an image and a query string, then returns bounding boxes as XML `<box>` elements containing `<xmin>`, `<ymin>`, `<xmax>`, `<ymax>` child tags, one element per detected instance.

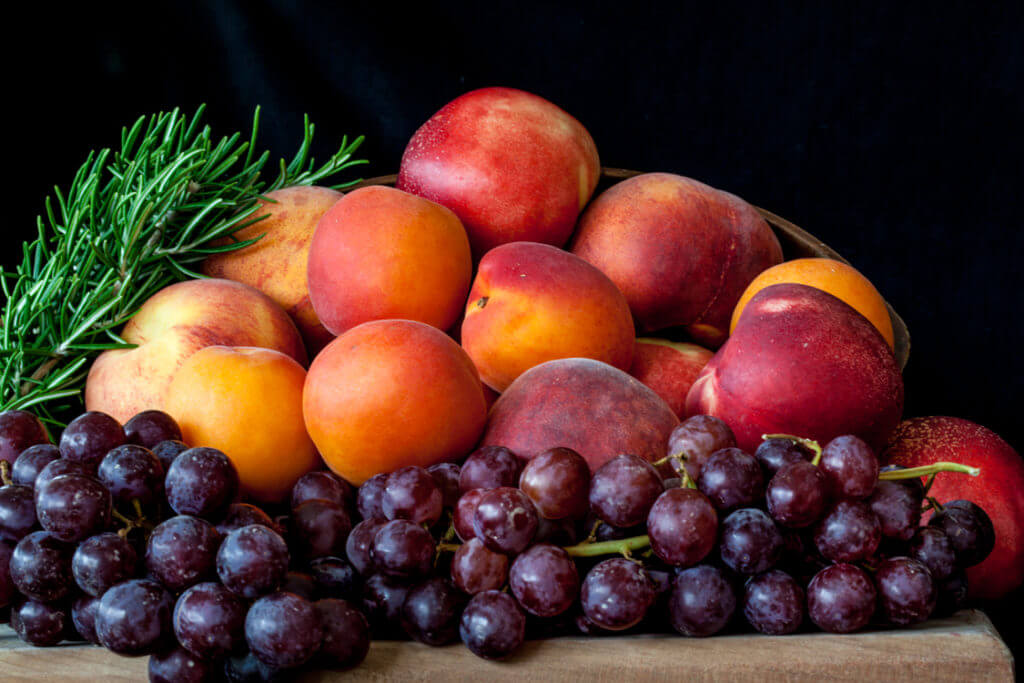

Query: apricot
<box><xmin>165</xmin><ymin>346</ymin><xmax>320</xmax><ymax>504</ymax></box>
<box><xmin>302</xmin><ymin>320</ymin><xmax>487</xmax><ymax>485</ymax></box>
<box><xmin>306</xmin><ymin>186</ymin><xmax>472</xmax><ymax>336</ymax></box>
<box><xmin>461</xmin><ymin>242</ymin><xmax>635</xmax><ymax>392</ymax></box>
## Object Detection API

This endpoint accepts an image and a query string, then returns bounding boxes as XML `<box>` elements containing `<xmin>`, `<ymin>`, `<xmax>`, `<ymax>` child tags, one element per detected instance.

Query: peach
<box><xmin>307</xmin><ymin>186</ymin><xmax>472</xmax><ymax>336</ymax></box>
<box><xmin>461</xmin><ymin>242</ymin><xmax>635</xmax><ymax>392</ymax></box>
<box><xmin>85</xmin><ymin>279</ymin><xmax>306</xmax><ymax>424</ymax></box>
<box><xmin>397</xmin><ymin>87</ymin><xmax>600</xmax><ymax>257</ymax></box>
<box><xmin>303</xmin><ymin>320</ymin><xmax>487</xmax><ymax>485</ymax></box>
<box><xmin>884</xmin><ymin>416</ymin><xmax>1024</xmax><ymax>600</ymax></box>
<box><xmin>202</xmin><ymin>185</ymin><xmax>343</xmax><ymax>354</ymax></box>
<box><xmin>481</xmin><ymin>358</ymin><xmax>679</xmax><ymax>472</ymax></box>
<box><xmin>629</xmin><ymin>338</ymin><xmax>714</xmax><ymax>418</ymax></box>
<box><xmin>165</xmin><ymin>346</ymin><xmax>319</xmax><ymax>504</ymax></box>
<box><xmin>570</xmin><ymin>172</ymin><xmax>783</xmax><ymax>347</ymax></box>
<box><xmin>686</xmin><ymin>283</ymin><xmax>904</xmax><ymax>453</ymax></box>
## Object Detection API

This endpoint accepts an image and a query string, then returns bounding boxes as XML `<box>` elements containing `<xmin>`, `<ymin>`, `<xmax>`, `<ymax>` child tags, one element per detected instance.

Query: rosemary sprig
<box><xmin>0</xmin><ymin>106</ymin><xmax>367</xmax><ymax>426</ymax></box>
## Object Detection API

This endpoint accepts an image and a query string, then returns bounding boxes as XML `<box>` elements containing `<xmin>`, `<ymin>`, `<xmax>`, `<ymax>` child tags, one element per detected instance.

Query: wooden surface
<box><xmin>0</xmin><ymin>610</ymin><xmax>1012</xmax><ymax>681</ymax></box>
<box><xmin>352</xmin><ymin>168</ymin><xmax>911</xmax><ymax>370</ymax></box>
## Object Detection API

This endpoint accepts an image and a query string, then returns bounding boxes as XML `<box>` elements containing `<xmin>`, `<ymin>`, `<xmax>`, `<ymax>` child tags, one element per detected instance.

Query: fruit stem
<box><xmin>584</xmin><ymin>520</ymin><xmax>602</xmax><ymax>544</ymax></box>
<box><xmin>132</xmin><ymin>498</ymin><xmax>145</xmax><ymax>522</ymax></box>
<box><xmin>563</xmin><ymin>534</ymin><xmax>651</xmax><ymax>558</ymax></box>
<box><xmin>878</xmin><ymin>462</ymin><xmax>980</xmax><ymax>479</ymax></box>
<box><xmin>0</xmin><ymin>461</ymin><xmax>11</xmax><ymax>487</ymax></box>
<box><xmin>762</xmin><ymin>433</ymin><xmax>823</xmax><ymax>465</ymax></box>
<box><xmin>436</xmin><ymin>543</ymin><xmax>461</xmax><ymax>553</ymax></box>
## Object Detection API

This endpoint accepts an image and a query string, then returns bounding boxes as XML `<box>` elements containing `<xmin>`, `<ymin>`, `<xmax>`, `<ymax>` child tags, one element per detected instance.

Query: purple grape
<box><xmin>382</xmin><ymin>466</ymin><xmax>442</xmax><ymax>525</ymax></box>
<box><xmin>73</xmin><ymin>532</ymin><xmax>138</xmax><ymax>596</ymax></box>
<box><xmin>581</xmin><ymin>558</ymin><xmax>655</xmax><ymax>631</ymax></box>
<box><xmin>460</xmin><ymin>590</ymin><xmax>525</xmax><ymax>660</ymax></box>
<box><xmin>819</xmin><ymin>435</ymin><xmax>878</xmax><ymax>500</ymax></box>
<box><xmin>588</xmin><ymin>454</ymin><xmax>663</xmax><ymax>528</ymax></box>
<box><xmin>698</xmin><ymin>447</ymin><xmax>764</xmax><ymax>511</ymax></box>
<box><xmin>282</xmin><ymin>571</ymin><xmax>318</xmax><ymax>601</ymax></box>
<box><xmin>518</xmin><ymin>447</ymin><xmax>590</xmax><ymax>520</ymax></box>
<box><xmin>216</xmin><ymin>502</ymin><xmax>278</xmax><ymax>536</ymax></box>
<box><xmin>766</xmin><ymin>461</ymin><xmax>829</xmax><ymax>528</ymax></box>
<box><xmin>35</xmin><ymin>473</ymin><xmax>111</xmax><ymax>543</ymax></box>
<box><xmin>345</xmin><ymin>519</ymin><xmax>386</xmax><ymax>576</ymax></box>
<box><xmin>245</xmin><ymin>592</ymin><xmax>323</xmax><ymax>669</ymax></box>
<box><xmin>173</xmin><ymin>581</ymin><xmax>247</xmax><ymax>659</ymax></box>
<box><xmin>33</xmin><ymin>458</ymin><xmax>88</xmax><ymax>493</ymax></box>
<box><xmin>223</xmin><ymin>651</ymin><xmax>283</xmax><ymax>682</ymax></box>
<box><xmin>147</xmin><ymin>515</ymin><xmax>221</xmax><ymax>592</ymax></box>
<box><xmin>473</xmin><ymin>487</ymin><xmax>538</xmax><ymax>554</ymax></box>
<box><xmin>165</xmin><ymin>447</ymin><xmax>239</xmax><ymax>519</ymax></box>
<box><xmin>361</xmin><ymin>573</ymin><xmax>411</xmax><ymax>635</ymax></box>
<box><xmin>151</xmin><ymin>440</ymin><xmax>189</xmax><ymax>473</ymax></box>
<box><xmin>370</xmin><ymin>519</ymin><xmax>434</xmax><ymax>578</ymax></box>
<box><xmin>508</xmin><ymin>544</ymin><xmax>578</xmax><ymax>617</ymax></box>
<box><xmin>667</xmin><ymin>415</ymin><xmax>737</xmax><ymax>480</ymax></box>
<box><xmin>929</xmin><ymin>500</ymin><xmax>995</xmax><ymax>568</ymax></box>
<box><xmin>533</xmin><ymin>516</ymin><xmax>578</xmax><ymax>546</ymax></box>
<box><xmin>316</xmin><ymin>598</ymin><xmax>370</xmax><ymax>670</ymax></box>
<box><xmin>291</xmin><ymin>470</ymin><xmax>354</xmax><ymax>511</ymax></box>
<box><xmin>12</xmin><ymin>598</ymin><xmax>68</xmax><ymax>646</ymax></box>
<box><xmin>0</xmin><ymin>484</ymin><xmax>37</xmax><ymax>542</ymax></box>
<box><xmin>719</xmin><ymin>508</ymin><xmax>783</xmax><ymax>574</ymax></box>
<box><xmin>669</xmin><ymin>565</ymin><xmax>736</xmax><ymax>637</ymax></box>
<box><xmin>401</xmin><ymin>577</ymin><xmax>466</xmax><ymax>645</ymax></box>
<box><xmin>743</xmin><ymin>570</ymin><xmax>805</xmax><ymax>635</ymax></box>
<box><xmin>452</xmin><ymin>537</ymin><xmax>509</xmax><ymax>595</ymax></box>
<box><xmin>10</xmin><ymin>530</ymin><xmax>74</xmax><ymax>602</ymax></box>
<box><xmin>96</xmin><ymin>578</ymin><xmax>174</xmax><ymax>655</ymax></box>
<box><xmin>875</xmin><ymin>556</ymin><xmax>937</xmax><ymax>626</ymax></box>
<box><xmin>806</xmin><ymin>564</ymin><xmax>876</xmax><ymax>633</ymax></box>
<box><xmin>0</xmin><ymin>410</ymin><xmax>49</xmax><ymax>465</ymax></box>
<box><xmin>754</xmin><ymin>438</ymin><xmax>813</xmax><ymax>475</ymax></box>
<box><xmin>868</xmin><ymin>480</ymin><xmax>922</xmax><ymax>541</ymax></box>
<box><xmin>935</xmin><ymin>571</ymin><xmax>969</xmax><ymax>616</ymax></box>
<box><xmin>290</xmin><ymin>499</ymin><xmax>352</xmax><ymax>559</ymax></box>
<box><xmin>356</xmin><ymin>473</ymin><xmax>388</xmax><ymax>521</ymax></box>
<box><xmin>216</xmin><ymin>525</ymin><xmax>289</xmax><ymax>599</ymax></box>
<box><xmin>647</xmin><ymin>488</ymin><xmax>717</xmax><ymax>567</ymax></box>
<box><xmin>454</xmin><ymin>488</ymin><xmax>485</xmax><ymax>541</ymax></box>
<box><xmin>59</xmin><ymin>411</ymin><xmax>125</xmax><ymax>469</ymax></box>
<box><xmin>426</xmin><ymin>462</ymin><xmax>461</xmax><ymax>508</ymax></box>
<box><xmin>459</xmin><ymin>445</ymin><xmax>522</xmax><ymax>493</ymax></box>
<box><xmin>309</xmin><ymin>556</ymin><xmax>361</xmax><ymax>602</ymax></box>
<box><xmin>149</xmin><ymin>646</ymin><xmax>217</xmax><ymax>683</ymax></box>
<box><xmin>909</xmin><ymin>527</ymin><xmax>957</xmax><ymax>581</ymax></box>
<box><xmin>97</xmin><ymin>444</ymin><xmax>164</xmax><ymax>511</ymax></box>
<box><xmin>123</xmin><ymin>410</ymin><xmax>182</xmax><ymax>449</ymax></box>
<box><xmin>813</xmin><ymin>500</ymin><xmax>881</xmax><ymax>563</ymax></box>
<box><xmin>71</xmin><ymin>595</ymin><xmax>101</xmax><ymax>644</ymax></box>
<box><xmin>11</xmin><ymin>444</ymin><xmax>60</xmax><ymax>488</ymax></box>
<box><xmin>0</xmin><ymin>542</ymin><xmax>15</xmax><ymax>608</ymax></box>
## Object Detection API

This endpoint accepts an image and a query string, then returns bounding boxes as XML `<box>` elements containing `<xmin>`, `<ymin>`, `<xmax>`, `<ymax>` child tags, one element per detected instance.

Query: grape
<box><xmin>534</xmin><ymin>516</ymin><xmax>578</xmax><ymax>545</ymax></box>
<box><xmin>454</xmin><ymin>488</ymin><xmax>486</xmax><ymax>541</ymax></box>
<box><xmin>459</xmin><ymin>445</ymin><xmax>522</xmax><ymax>493</ymax></box>
<box><xmin>370</xmin><ymin>519</ymin><xmax>434</xmax><ymax>578</ymax></box>
<box><xmin>216</xmin><ymin>502</ymin><xmax>278</xmax><ymax>536</ymax></box>
<box><xmin>588</xmin><ymin>454</ymin><xmax>663</xmax><ymax>528</ymax></box>
<box><xmin>35</xmin><ymin>474</ymin><xmax>111</xmax><ymax>542</ymax></box>
<box><xmin>12</xmin><ymin>598</ymin><xmax>68</xmax><ymax>646</ymax></box>
<box><xmin>309</xmin><ymin>556</ymin><xmax>362</xmax><ymax>601</ymax></box>
<box><xmin>518</xmin><ymin>447</ymin><xmax>590</xmax><ymax>520</ymax></box>
<box><xmin>929</xmin><ymin>500</ymin><xmax>995</xmax><ymax>568</ymax></box>
<box><xmin>451</xmin><ymin>537</ymin><xmax>509</xmax><ymax>595</ymax></box>
<box><xmin>719</xmin><ymin>508</ymin><xmax>783</xmax><ymax>574</ymax></box>
<box><xmin>935</xmin><ymin>571</ymin><xmax>969</xmax><ymax>616</ymax></box>
<box><xmin>149</xmin><ymin>646</ymin><xmax>217</xmax><ymax>683</ymax></box>
<box><xmin>10</xmin><ymin>531</ymin><xmax>74</xmax><ymax>602</ymax></box>
<box><xmin>223</xmin><ymin>651</ymin><xmax>286</xmax><ymax>682</ymax></box>
<box><xmin>165</xmin><ymin>447</ymin><xmax>239</xmax><ymax>519</ymax></box>
<box><xmin>217</xmin><ymin>525</ymin><xmax>289</xmax><ymax>599</ymax></box>
<box><xmin>806</xmin><ymin>563</ymin><xmax>876</xmax><ymax>633</ymax></box>
<box><xmin>291</xmin><ymin>470</ymin><xmax>354</xmax><ymax>511</ymax></box>
<box><xmin>580</xmin><ymin>558</ymin><xmax>654</xmax><ymax>631</ymax></box>
<box><xmin>697</xmin><ymin>448</ymin><xmax>764</xmax><ymax>511</ymax></box>
<box><xmin>316</xmin><ymin>598</ymin><xmax>370</xmax><ymax>670</ymax></box>
<box><xmin>59</xmin><ymin>411</ymin><xmax>125</xmax><ymax>469</ymax></box>
<box><xmin>666</xmin><ymin>415</ymin><xmax>736</xmax><ymax>480</ymax></box>
<box><xmin>361</xmin><ymin>573</ymin><xmax>411</xmax><ymax>635</ymax></box>
<box><xmin>33</xmin><ymin>458</ymin><xmax>89</xmax><ymax>493</ymax></box>
<box><xmin>875</xmin><ymin>556</ymin><xmax>937</xmax><ymax>625</ymax></box>
<box><xmin>282</xmin><ymin>571</ymin><xmax>318</xmax><ymax>601</ymax></box>
<box><xmin>743</xmin><ymin>570</ymin><xmax>805</xmax><ymax>635</ymax></box>
<box><xmin>151</xmin><ymin>440</ymin><xmax>189</xmax><ymax>473</ymax></box>
<box><xmin>401</xmin><ymin>577</ymin><xmax>466</xmax><ymax>646</ymax></box>
<box><xmin>11</xmin><ymin>444</ymin><xmax>60</xmax><ymax>488</ymax></box>
<box><xmin>123</xmin><ymin>410</ymin><xmax>182</xmax><ymax>449</ymax></box>
<box><xmin>868</xmin><ymin>480</ymin><xmax>922</xmax><ymax>541</ymax></box>
<box><xmin>754</xmin><ymin>438</ymin><xmax>813</xmax><ymax>475</ymax></box>
<box><xmin>426</xmin><ymin>462</ymin><xmax>461</xmax><ymax>508</ymax></box>
<box><xmin>647</xmin><ymin>488</ymin><xmax>717</xmax><ymax>567</ymax></box>
<box><xmin>97</xmin><ymin>444</ymin><xmax>164</xmax><ymax>511</ymax></box>
<box><xmin>71</xmin><ymin>595</ymin><xmax>101</xmax><ymax>645</ymax></box>
<box><xmin>382</xmin><ymin>466</ymin><xmax>443</xmax><ymax>525</ymax></box>
<box><xmin>473</xmin><ymin>487</ymin><xmax>538</xmax><ymax>554</ymax></box>
<box><xmin>508</xmin><ymin>543</ymin><xmax>579</xmax><ymax>617</ymax></box>
<box><xmin>0</xmin><ymin>410</ymin><xmax>49</xmax><ymax>465</ymax></box>
<box><xmin>73</xmin><ymin>532</ymin><xmax>138</xmax><ymax>596</ymax></box>
<box><xmin>668</xmin><ymin>565</ymin><xmax>736</xmax><ymax>637</ymax></box>
<box><xmin>0</xmin><ymin>484</ymin><xmax>37</xmax><ymax>542</ymax></box>
<box><xmin>290</xmin><ymin>499</ymin><xmax>352</xmax><ymax>559</ymax></box>
<box><xmin>147</xmin><ymin>515</ymin><xmax>221</xmax><ymax>592</ymax></box>
<box><xmin>345</xmin><ymin>519</ymin><xmax>386</xmax><ymax>575</ymax></box>
<box><xmin>460</xmin><ymin>590</ymin><xmax>526</xmax><ymax>660</ymax></box>
<box><xmin>356</xmin><ymin>473</ymin><xmax>388</xmax><ymax>521</ymax></box>
<box><xmin>245</xmin><ymin>592</ymin><xmax>323</xmax><ymax>669</ymax></box>
<box><xmin>819</xmin><ymin>435</ymin><xmax>878</xmax><ymax>500</ymax></box>
<box><xmin>909</xmin><ymin>526</ymin><xmax>957</xmax><ymax>581</ymax></box>
<box><xmin>96</xmin><ymin>578</ymin><xmax>174</xmax><ymax>655</ymax></box>
<box><xmin>0</xmin><ymin>542</ymin><xmax>15</xmax><ymax>607</ymax></box>
<box><xmin>813</xmin><ymin>500</ymin><xmax>881</xmax><ymax>562</ymax></box>
<box><xmin>173</xmin><ymin>581</ymin><xmax>247</xmax><ymax>659</ymax></box>
<box><xmin>766</xmin><ymin>461</ymin><xmax>829</xmax><ymax>528</ymax></box>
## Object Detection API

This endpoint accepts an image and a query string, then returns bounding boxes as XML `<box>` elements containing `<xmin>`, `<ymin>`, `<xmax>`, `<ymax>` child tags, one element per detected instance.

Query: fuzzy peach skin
<box><xmin>481</xmin><ymin>358</ymin><xmax>679</xmax><ymax>473</ymax></box>
<box><xmin>165</xmin><ymin>346</ymin><xmax>319</xmax><ymax>503</ymax></box>
<box><xmin>570</xmin><ymin>172</ymin><xmax>783</xmax><ymax>347</ymax></box>
<box><xmin>396</xmin><ymin>87</ymin><xmax>600</xmax><ymax>258</ymax></box>
<box><xmin>202</xmin><ymin>185</ymin><xmax>343</xmax><ymax>354</ymax></box>
<box><xmin>884</xmin><ymin>416</ymin><xmax>1024</xmax><ymax>600</ymax></box>
<box><xmin>685</xmin><ymin>283</ymin><xmax>904</xmax><ymax>453</ymax></box>
<box><xmin>461</xmin><ymin>242</ymin><xmax>635</xmax><ymax>392</ymax></box>
<box><xmin>629</xmin><ymin>338</ymin><xmax>714</xmax><ymax>419</ymax></box>
<box><xmin>302</xmin><ymin>320</ymin><xmax>488</xmax><ymax>485</ymax></box>
<box><xmin>85</xmin><ymin>279</ymin><xmax>306</xmax><ymax>424</ymax></box>
<box><xmin>307</xmin><ymin>185</ymin><xmax>472</xmax><ymax>336</ymax></box>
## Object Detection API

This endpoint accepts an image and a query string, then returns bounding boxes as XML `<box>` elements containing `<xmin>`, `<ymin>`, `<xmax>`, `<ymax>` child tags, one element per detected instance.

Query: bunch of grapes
<box><xmin>0</xmin><ymin>407</ymin><xmax>995</xmax><ymax>680</ymax></box>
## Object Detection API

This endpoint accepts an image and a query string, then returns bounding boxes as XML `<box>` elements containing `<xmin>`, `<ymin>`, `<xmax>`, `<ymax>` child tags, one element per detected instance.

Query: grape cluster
<box><xmin>0</xmin><ymin>408</ymin><xmax>996</xmax><ymax>679</ymax></box>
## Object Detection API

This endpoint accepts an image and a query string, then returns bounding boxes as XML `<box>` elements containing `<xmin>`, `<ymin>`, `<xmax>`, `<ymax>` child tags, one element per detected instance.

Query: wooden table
<box><xmin>0</xmin><ymin>609</ymin><xmax>1013</xmax><ymax>681</ymax></box>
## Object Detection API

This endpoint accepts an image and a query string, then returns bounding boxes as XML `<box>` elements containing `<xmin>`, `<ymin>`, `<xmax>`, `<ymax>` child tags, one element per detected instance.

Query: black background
<box><xmin>6</xmin><ymin>0</ymin><xmax>1023</xmax><ymax>662</ymax></box>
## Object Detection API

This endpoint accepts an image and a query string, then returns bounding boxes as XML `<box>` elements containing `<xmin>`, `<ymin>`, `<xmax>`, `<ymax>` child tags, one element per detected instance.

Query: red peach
<box><xmin>629</xmin><ymin>339</ymin><xmax>714</xmax><ymax>418</ymax></box>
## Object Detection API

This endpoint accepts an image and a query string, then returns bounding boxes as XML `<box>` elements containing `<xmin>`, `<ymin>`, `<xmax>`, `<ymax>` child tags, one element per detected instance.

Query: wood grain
<box><xmin>0</xmin><ymin>610</ymin><xmax>1012</xmax><ymax>681</ymax></box>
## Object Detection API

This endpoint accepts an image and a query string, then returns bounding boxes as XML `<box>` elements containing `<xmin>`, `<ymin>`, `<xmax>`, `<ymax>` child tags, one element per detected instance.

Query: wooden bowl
<box><xmin>352</xmin><ymin>168</ymin><xmax>910</xmax><ymax>369</ymax></box>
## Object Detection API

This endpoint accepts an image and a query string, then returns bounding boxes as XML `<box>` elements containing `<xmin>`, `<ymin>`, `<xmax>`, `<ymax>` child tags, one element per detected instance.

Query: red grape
<box><xmin>73</xmin><ymin>532</ymin><xmax>138</xmax><ymax>596</ymax></box>
<box><xmin>147</xmin><ymin>515</ymin><xmax>221</xmax><ymax>592</ymax></box>
<box><xmin>0</xmin><ymin>410</ymin><xmax>50</xmax><ymax>465</ymax></box>
<box><xmin>935</xmin><ymin>571</ymin><xmax>969</xmax><ymax>617</ymax></box>
<box><xmin>98</xmin><ymin>444</ymin><xmax>164</xmax><ymax>511</ymax></box>
<box><xmin>59</xmin><ymin>411</ymin><xmax>125</xmax><ymax>469</ymax></box>
<box><xmin>123</xmin><ymin>410</ymin><xmax>182</xmax><ymax>449</ymax></box>
<box><xmin>361</xmin><ymin>573</ymin><xmax>411</xmax><ymax>635</ymax></box>
<box><xmin>11</xmin><ymin>444</ymin><xmax>60</xmax><ymax>488</ymax></box>
<box><xmin>165</xmin><ymin>447</ymin><xmax>239</xmax><ymax>520</ymax></box>
<box><xmin>71</xmin><ymin>595</ymin><xmax>101</xmax><ymax>645</ymax></box>
<box><xmin>668</xmin><ymin>565</ymin><xmax>736</xmax><ymax>637</ymax></box>
<box><xmin>819</xmin><ymin>435</ymin><xmax>878</xmax><ymax>500</ymax></box>
<box><xmin>426</xmin><ymin>462</ymin><xmax>461</xmax><ymax>508</ymax></box>
<box><xmin>316</xmin><ymin>598</ymin><xmax>370</xmax><ymax>670</ymax></box>
<box><xmin>356</xmin><ymin>473</ymin><xmax>388</xmax><ymax>521</ymax></box>
<box><xmin>12</xmin><ymin>598</ymin><xmax>68</xmax><ymax>646</ymax></box>
<box><xmin>96</xmin><ymin>578</ymin><xmax>174</xmax><ymax>655</ymax></box>
<box><xmin>647</xmin><ymin>488</ymin><xmax>717</xmax><ymax>567</ymax></box>
<box><xmin>216</xmin><ymin>502</ymin><xmax>278</xmax><ymax>536</ymax></box>
<box><xmin>173</xmin><ymin>581</ymin><xmax>247</xmax><ymax>659</ymax></box>
<box><xmin>282</xmin><ymin>571</ymin><xmax>318</xmax><ymax>601</ymax></box>
<box><xmin>766</xmin><ymin>461</ymin><xmax>829</xmax><ymax>528</ymax></box>
<box><xmin>451</xmin><ymin>537</ymin><xmax>509</xmax><ymax>595</ymax></box>
<box><xmin>460</xmin><ymin>590</ymin><xmax>525</xmax><ymax>660</ymax></box>
<box><xmin>666</xmin><ymin>415</ymin><xmax>736</xmax><ymax>480</ymax></box>
<box><xmin>581</xmin><ymin>558</ymin><xmax>655</xmax><ymax>631</ymax></box>
<box><xmin>875</xmin><ymin>556</ymin><xmax>937</xmax><ymax>625</ymax></box>
<box><xmin>148</xmin><ymin>646</ymin><xmax>217</xmax><ymax>683</ymax></box>
<box><xmin>459</xmin><ymin>445</ymin><xmax>522</xmax><ymax>493</ymax></box>
<box><xmin>754</xmin><ymin>438</ymin><xmax>813</xmax><ymax>475</ymax></box>
<box><xmin>697</xmin><ymin>448</ymin><xmax>764</xmax><ymax>511</ymax></box>
<box><xmin>908</xmin><ymin>526</ymin><xmax>957</xmax><ymax>581</ymax></box>
<box><xmin>454</xmin><ymin>488</ymin><xmax>486</xmax><ymax>541</ymax></box>
<box><xmin>589</xmin><ymin>454</ymin><xmax>663</xmax><ymax>528</ymax></box>
<box><xmin>928</xmin><ymin>500</ymin><xmax>995</xmax><ymax>568</ymax></box>
<box><xmin>291</xmin><ymin>470</ymin><xmax>354</xmax><ymax>511</ymax></box>
<box><xmin>518</xmin><ymin>447</ymin><xmax>590</xmax><ymax>520</ymax></box>
<box><xmin>382</xmin><ymin>466</ymin><xmax>443</xmax><ymax>525</ymax></box>
<box><xmin>245</xmin><ymin>592</ymin><xmax>323</xmax><ymax>669</ymax></box>
<box><xmin>33</xmin><ymin>458</ymin><xmax>89</xmax><ymax>493</ymax></box>
<box><xmin>743</xmin><ymin>570</ymin><xmax>804</xmax><ymax>635</ymax></box>
<box><xmin>370</xmin><ymin>519</ymin><xmax>434</xmax><ymax>578</ymax></box>
<box><xmin>309</xmin><ymin>556</ymin><xmax>362</xmax><ymax>602</ymax></box>
<box><xmin>151</xmin><ymin>440</ymin><xmax>188</xmax><ymax>474</ymax></box>
<box><xmin>813</xmin><ymin>501</ymin><xmax>882</xmax><ymax>563</ymax></box>
<box><xmin>868</xmin><ymin>480</ymin><xmax>922</xmax><ymax>541</ymax></box>
<box><xmin>401</xmin><ymin>577</ymin><xmax>466</xmax><ymax>646</ymax></box>
<box><xmin>216</xmin><ymin>524</ymin><xmax>289</xmax><ymax>599</ymax></box>
<box><xmin>36</xmin><ymin>473</ymin><xmax>111</xmax><ymax>543</ymax></box>
<box><xmin>10</xmin><ymin>530</ymin><xmax>74</xmax><ymax>602</ymax></box>
<box><xmin>345</xmin><ymin>519</ymin><xmax>386</xmax><ymax>576</ymax></box>
<box><xmin>0</xmin><ymin>484</ymin><xmax>37</xmax><ymax>542</ymax></box>
<box><xmin>290</xmin><ymin>499</ymin><xmax>352</xmax><ymax>559</ymax></box>
<box><xmin>719</xmin><ymin>508</ymin><xmax>783</xmax><ymax>574</ymax></box>
<box><xmin>508</xmin><ymin>543</ymin><xmax>578</xmax><ymax>617</ymax></box>
<box><xmin>473</xmin><ymin>487</ymin><xmax>538</xmax><ymax>554</ymax></box>
<box><xmin>806</xmin><ymin>563</ymin><xmax>876</xmax><ymax>633</ymax></box>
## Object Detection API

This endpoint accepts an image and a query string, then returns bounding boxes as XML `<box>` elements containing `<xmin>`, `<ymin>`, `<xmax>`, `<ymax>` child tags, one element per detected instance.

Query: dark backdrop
<box><xmin>6</xmin><ymin>0</ymin><xmax>1023</xmax><ymax>660</ymax></box>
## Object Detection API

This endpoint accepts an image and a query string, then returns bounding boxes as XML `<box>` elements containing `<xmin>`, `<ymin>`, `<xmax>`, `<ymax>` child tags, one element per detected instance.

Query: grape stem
<box><xmin>761</xmin><ymin>433</ymin><xmax>823</xmax><ymax>465</ymax></box>
<box><xmin>563</xmin><ymin>534</ymin><xmax>651</xmax><ymax>558</ymax></box>
<box><xmin>878</xmin><ymin>462</ymin><xmax>980</xmax><ymax>479</ymax></box>
<box><xmin>0</xmin><ymin>461</ymin><xmax>11</xmax><ymax>487</ymax></box>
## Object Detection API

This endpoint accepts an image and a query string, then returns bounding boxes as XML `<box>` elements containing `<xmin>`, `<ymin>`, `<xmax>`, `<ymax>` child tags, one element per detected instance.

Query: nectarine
<box><xmin>629</xmin><ymin>339</ymin><xmax>713</xmax><ymax>419</ymax></box>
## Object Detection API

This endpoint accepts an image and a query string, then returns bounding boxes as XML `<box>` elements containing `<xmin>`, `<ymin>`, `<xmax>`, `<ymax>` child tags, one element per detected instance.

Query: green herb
<box><xmin>0</xmin><ymin>106</ymin><xmax>366</xmax><ymax>426</ymax></box>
